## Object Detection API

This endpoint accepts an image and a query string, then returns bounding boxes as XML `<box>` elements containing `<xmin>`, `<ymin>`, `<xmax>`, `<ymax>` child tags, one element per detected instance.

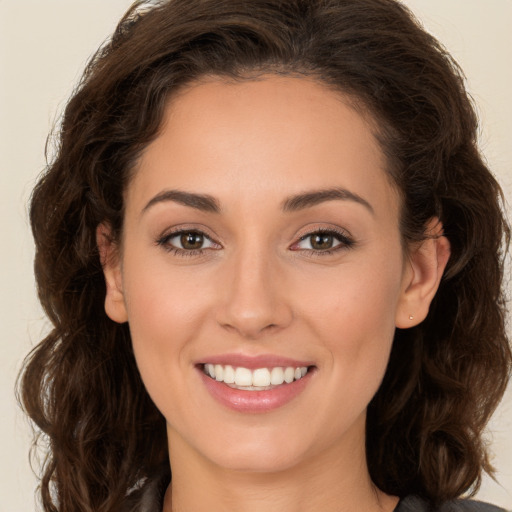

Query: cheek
<box><xmin>300</xmin><ymin>255</ymin><xmax>403</xmax><ymax>343</ymax></box>
<box><xmin>298</xmin><ymin>253</ymin><xmax>403</xmax><ymax>401</ymax></box>
<box><xmin>120</xmin><ymin>252</ymin><xmax>212</xmax><ymax>395</ymax></box>
<box><xmin>122</xmin><ymin>271</ymin><xmax>216</xmax><ymax>440</ymax></box>
<box><xmin>123</xmin><ymin>241</ymin><xmax>212</xmax><ymax>328</ymax></box>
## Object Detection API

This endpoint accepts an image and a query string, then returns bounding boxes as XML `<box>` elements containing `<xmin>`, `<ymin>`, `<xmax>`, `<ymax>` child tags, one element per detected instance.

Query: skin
<box><xmin>98</xmin><ymin>75</ymin><xmax>450</xmax><ymax>512</ymax></box>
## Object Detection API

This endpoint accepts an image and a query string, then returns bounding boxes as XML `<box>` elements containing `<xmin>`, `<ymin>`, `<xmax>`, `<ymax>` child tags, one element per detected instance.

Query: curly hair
<box><xmin>19</xmin><ymin>0</ymin><xmax>511</xmax><ymax>510</ymax></box>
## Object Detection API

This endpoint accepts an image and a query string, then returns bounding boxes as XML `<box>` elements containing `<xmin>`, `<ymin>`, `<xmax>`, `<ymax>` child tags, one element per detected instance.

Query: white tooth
<box><xmin>208</xmin><ymin>365</ymin><xmax>306</xmax><ymax>387</ymax></box>
<box><xmin>270</xmin><ymin>367</ymin><xmax>285</xmax><ymax>385</ymax></box>
<box><xmin>223</xmin><ymin>365</ymin><xmax>235</xmax><ymax>384</ymax></box>
<box><xmin>284</xmin><ymin>367</ymin><xmax>295</xmax><ymax>383</ymax></box>
<box><xmin>252</xmin><ymin>368</ymin><xmax>271</xmax><ymax>387</ymax></box>
<box><xmin>234</xmin><ymin>367</ymin><xmax>253</xmax><ymax>386</ymax></box>
<box><xmin>214</xmin><ymin>364</ymin><xmax>224</xmax><ymax>381</ymax></box>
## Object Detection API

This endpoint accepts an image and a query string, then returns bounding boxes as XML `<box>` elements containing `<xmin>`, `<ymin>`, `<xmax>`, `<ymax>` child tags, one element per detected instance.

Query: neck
<box><xmin>162</xmin><ymin>421</ymin><xmax>398</xmax><ymax>512</ymax></box>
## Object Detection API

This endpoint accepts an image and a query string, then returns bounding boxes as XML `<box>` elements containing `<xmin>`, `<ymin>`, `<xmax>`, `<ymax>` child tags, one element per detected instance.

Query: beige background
<box><xmin>1</xmin><ymin>1</ymin><xmax>510</xmax><ymax>510</ymax></box>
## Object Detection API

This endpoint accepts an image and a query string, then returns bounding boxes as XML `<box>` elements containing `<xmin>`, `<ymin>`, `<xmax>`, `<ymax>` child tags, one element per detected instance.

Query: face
<box><xmin>101</xmin><ymin>75</ymin><xmax>442</xmax><ymax>474</ymax></box>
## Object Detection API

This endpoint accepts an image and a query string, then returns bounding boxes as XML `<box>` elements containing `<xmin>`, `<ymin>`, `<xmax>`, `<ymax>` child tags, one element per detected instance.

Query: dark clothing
<box><xmin>122</xmin><ymin>474</ymin><xmax>509</xmax><ymax>512</ymax></box>
<box><xmin>396</xmin><ymin>495</ymin><xmax>507</xmax><ymax>512</ymax></box>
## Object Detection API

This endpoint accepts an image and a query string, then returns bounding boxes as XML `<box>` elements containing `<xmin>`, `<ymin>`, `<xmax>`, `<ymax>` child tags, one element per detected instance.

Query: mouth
<box><xmin>201</xmin><ymin>363</ymin><xmax>312</xmax><ymax>391</ymax></box>
<box><xmin>197</xmin><ymin>357</ymin><xmax>316</xmax><ymax>412</ymax></box>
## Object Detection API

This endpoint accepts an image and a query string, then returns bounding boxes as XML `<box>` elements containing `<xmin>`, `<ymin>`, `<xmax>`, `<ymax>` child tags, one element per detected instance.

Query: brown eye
<box><xmin>292</xmin><ymin>229</ymin><xmax>354</xmax><ymax>254</ymax></box>
<box><xmin>158</xmin><ymin>229</ymin><xmax>219</xmax><ymax>254</ymax></box>
<box><xmin>310</xmin><ymin>233</ymin><xmax>335</xmax><ymax>250</ymax></box>
<box><xmin>180</xmin><ymin>232</ymin><xmax>204</xmax><ymax>250</ymax></box>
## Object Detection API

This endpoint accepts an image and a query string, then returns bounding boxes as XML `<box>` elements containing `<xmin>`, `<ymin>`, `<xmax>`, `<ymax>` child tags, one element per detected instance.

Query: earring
<box><xmin>409</xmin><ymin>315</ymin><xmax>414</xmax><ymax>320</ymax></box>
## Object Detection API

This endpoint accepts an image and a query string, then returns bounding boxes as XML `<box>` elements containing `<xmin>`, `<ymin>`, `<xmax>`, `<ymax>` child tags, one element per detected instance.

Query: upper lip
<box><xmin>197</xmin><ymin>353</ymin><xmax>315</xmax><ymax>370</ymax></box>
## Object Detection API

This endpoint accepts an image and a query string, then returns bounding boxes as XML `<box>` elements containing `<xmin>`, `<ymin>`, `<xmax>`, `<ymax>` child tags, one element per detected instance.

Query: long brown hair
<box><xmin>19</xmin><ymin>1</ymin><xmax>511</xmax><ymax>510</ymax></box>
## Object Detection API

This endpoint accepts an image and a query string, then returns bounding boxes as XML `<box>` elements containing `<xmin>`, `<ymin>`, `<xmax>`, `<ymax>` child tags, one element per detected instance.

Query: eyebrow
<box><xmin>141</xmin><ymin>189</ymin><xmax>221</xmax><ymax>215</ymax></box>
<box><xmin>281</xmin><ymin>187</ymin><xmax>374</xmax><ymax>215</ymax></box>
<box><xmin>141</xmin><ymin>186</ymin><xmax>374</xmax><ymax>216</ymax></box>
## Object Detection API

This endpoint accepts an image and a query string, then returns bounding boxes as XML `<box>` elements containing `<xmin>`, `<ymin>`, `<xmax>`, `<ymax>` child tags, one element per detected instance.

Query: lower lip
<box><xmin>199</xmin><ymin>368</ymin><xmax>314</xmax><ymax>413</ymax></box>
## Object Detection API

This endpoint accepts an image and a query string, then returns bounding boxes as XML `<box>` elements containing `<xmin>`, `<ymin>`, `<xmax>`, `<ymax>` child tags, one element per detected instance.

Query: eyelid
<box><xmin>155</xmin><ymin>226</ymin><xmax>222</xmax><ymax>255</ymax></box>
<box><xmin>289</xmin><ymin>226</ymin><xmax>355</xmax><ymax>254</ymax></box>
<box><xmin>156</xmin><ymin>223</ymin><xmax>220</xmax><ymax>243</ymax></box>
<box><xmin>167</xmin><ymin>231</ymin><xmax>218</xmax><ymax>249</ymax></box>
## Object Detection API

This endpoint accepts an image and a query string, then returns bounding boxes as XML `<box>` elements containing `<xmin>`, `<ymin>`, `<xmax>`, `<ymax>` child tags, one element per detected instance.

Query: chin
<box><xmin>178</xmin><ymin>422</ymin><xmax>317</xmax><ymax>474</ymax></box>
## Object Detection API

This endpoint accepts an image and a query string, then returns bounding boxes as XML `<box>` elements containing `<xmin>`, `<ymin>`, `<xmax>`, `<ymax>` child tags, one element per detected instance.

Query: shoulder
<box><xmin>396</xmin><ymin>495</ymin><xmax>509</xmax><ymax>512</ymax></box>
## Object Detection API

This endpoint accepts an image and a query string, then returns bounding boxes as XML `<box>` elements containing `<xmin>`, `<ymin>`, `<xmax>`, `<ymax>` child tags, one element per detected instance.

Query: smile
<box><xmin>199</xmin><ymin>359</ymin><xmax>315</xmax><ymax>413</ymax></box>
<box><xmin>203</xmin><ymin>364</ymin><xmax>309</xmax><ymax>390</ymax></box>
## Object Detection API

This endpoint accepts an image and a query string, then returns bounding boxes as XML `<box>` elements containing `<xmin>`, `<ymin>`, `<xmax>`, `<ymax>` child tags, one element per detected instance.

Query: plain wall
<box><xmin>1</xmin><ymin>1</ymin><xmax>510</xmax><ymax>510</ymax></box>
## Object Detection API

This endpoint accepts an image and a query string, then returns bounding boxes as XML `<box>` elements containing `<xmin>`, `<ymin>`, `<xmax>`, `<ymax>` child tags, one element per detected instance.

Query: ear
<box><xmin>395</xmin><ymin>218</ymin><xmax>451</xmax><ymax>328</ymax></box>
<box><xmin>96</xmin><ymin>223</ymin><xmax>128</xmax><ymax>323</ymax></box>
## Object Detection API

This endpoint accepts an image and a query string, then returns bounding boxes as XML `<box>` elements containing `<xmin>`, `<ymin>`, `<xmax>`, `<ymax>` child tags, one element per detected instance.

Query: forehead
<box><xmin>129</xmin><ymin>75</ymin><xmax>399</xmax><ymax>219</ymax></box>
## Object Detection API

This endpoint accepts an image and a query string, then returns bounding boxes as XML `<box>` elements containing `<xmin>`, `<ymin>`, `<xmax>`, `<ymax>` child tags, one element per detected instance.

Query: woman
<box><xmin>19</xmin><ymin>0</ymin><xmax>510</xmax><ymax>511</ymax></box>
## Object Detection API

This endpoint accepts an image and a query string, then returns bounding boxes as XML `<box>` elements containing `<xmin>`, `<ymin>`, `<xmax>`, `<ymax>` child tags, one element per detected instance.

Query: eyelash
<box><xmin>293</xmin><ymin>227</ymin><xmax>355</xmax><ymax>256</ymax></box>
<box><xmin>156</xmin><ymin>227</ymin><xmax>355</xmax><ymax>258</ymax></box>
<box><xmin>156</xmin><ymin>229</ymin><xmax>219</xmax><ymax>258</ymax></box>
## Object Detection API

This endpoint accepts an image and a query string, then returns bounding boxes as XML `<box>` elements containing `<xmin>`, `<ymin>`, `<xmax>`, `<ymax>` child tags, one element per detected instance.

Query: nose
<box><xmin>215</xmin><ymin>246</ymin><xmax>293</xmax><ymax>340</ymax></box>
